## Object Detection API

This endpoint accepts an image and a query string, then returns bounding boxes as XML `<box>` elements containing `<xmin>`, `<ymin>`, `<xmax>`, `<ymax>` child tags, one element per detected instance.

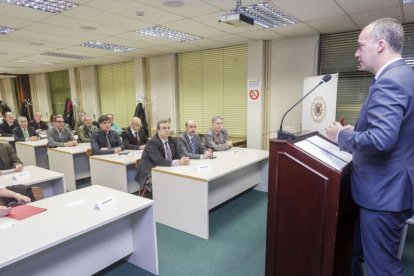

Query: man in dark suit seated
<box><xmin>13</xmin><ymin>116</ymin><xmax>40</xmax><ymax>142</ymax></box>
<box><xmin>135</xmin><ymin>119</ymin><xmax>190</xmax><ymax>197</ymax></box>
<box><xmin>121</xmin><ymin>117</ymin><xmax>148</xmax><ymax>150</ymax></box>
<box><xmin>0</xmin><ymin>112</ymin><xmax>18</xmax><ymax>137</ymax></box>
<box><xmin>90</xmin><ymin>115</ymin><xmax>124</xmax><ymax>155</ymax></box>
<box><xmin>29</xmin><ymin>112</ymin><xmax>48</xmax><ymax>133</ymax></box>
<box><xmin>178</xmin><ymin>120</ymin><xmax>212</xmax><ymax>159</ymax></box>
<box><xmin>204</xmin><ymin>115</ymin><xmax>233</xmax><ymax>151</ymax></box>
<box><xmin>0</xmin><ymin>142</ymin><xmax>23</xmax><ymax>173</ymax></box>
<box><xmin>47</xmin><ymin>115</ymin><xmax>78</xmax><ymax>147</ymax></box>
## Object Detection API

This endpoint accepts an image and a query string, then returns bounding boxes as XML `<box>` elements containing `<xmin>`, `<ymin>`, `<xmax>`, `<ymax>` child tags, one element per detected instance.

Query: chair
<box><xmin>397</xmin><ymin>215</ymin><xmax>414</xmax><ymax>259</ymax></box>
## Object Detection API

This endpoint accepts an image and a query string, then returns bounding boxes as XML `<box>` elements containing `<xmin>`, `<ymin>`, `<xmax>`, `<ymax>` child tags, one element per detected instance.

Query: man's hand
<box><xmin>114</xmin><ymin>147</ymin><xmax>122</xmax><ymax>154</ymax></box>
<box><xmin>15</xmin><ymin>194</ymin><xmax>31</xmax><ymax>204</ymax></box>
<box><xmin>226</xmin><ymin>140</ymin><xmax>233</xmax><ymax>147</ymax></box>
<box><xmin>179</xmin><ymin>156</ymin><xmax>190</xmax><ymax>166</ymax></box>
<box><xmin>15</xmin><ymin>164</ymin><xmax>23</xmax><ymax>172</ymax></box>
<box><xmin>0</xmin><ymin>206</ymin><xmax>11</xmax><ymax>217</ymax></box>
<box><xmin>139</xmin><ymin>145</ymin><xmax>145</xmax><ymax>150</ymax></box>
<box><xmin>203</xmin><ymin>148</ymin><xmax>213</xmax><ymax>159</ymax></box>
<box><xmin>325</xmin><ymin>122</ymin><xmax>344</xmax><ymax>142</ymax></box>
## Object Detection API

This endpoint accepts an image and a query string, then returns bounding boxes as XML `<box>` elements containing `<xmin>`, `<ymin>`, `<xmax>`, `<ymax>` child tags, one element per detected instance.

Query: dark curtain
<box><xmin>63</xmin><ymin>98</ymin><xmax>75</xmax><ymax>129</ymax></box>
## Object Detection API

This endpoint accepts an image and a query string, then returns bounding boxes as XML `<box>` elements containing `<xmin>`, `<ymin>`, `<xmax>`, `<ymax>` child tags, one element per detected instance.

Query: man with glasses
<box><xmin>47</xmin><ymin>115</ymin><xmax>78</xmax><ymax>147</ymax></box>
<box><xmin>121</xmin><ymin>117</ymin><xmax>148</xmax><ymax>150</ymax></box>
<box><xmin>178</xmin><ymin>120</ymin><xmax>212</xmax><ymax>159</ymax></box>
<box><xmin>204</xmin><ymin>115</ymin><xmax>232</xmax><ymax>151</ymax></box>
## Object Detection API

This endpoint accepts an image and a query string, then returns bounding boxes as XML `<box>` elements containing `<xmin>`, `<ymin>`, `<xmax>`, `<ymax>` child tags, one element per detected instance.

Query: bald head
<box><xmin>185</xmin><ymin>120</ymin><xmax>197</xmax><ymax>135</ymax></box>
<box><xmin>130</xmin><ymin>117</ymin><xmax>142</xmax><ymax>131</ymax></box>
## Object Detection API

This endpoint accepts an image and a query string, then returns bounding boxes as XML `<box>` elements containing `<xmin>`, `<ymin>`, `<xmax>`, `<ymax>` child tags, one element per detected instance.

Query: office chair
<box><xmin>397</xmin><ymin>215</ymin><xmax>414</xmax><ymax>259</ymax></box>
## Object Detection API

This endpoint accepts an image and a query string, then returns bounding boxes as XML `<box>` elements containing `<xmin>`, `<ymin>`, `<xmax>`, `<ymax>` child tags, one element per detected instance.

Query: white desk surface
<box><xmin>0</xmin><ymin>137</ymin><xmax>14</xmax><ymax>143</ymax></box>
<box><xmin>47</xmin><ymin>142</ymin><xmax>90</xmax><ymax>154</ymax></box>
<box><xmin>15</xmin><ymin>139</ymin><xmax>48</xmax><ymax>147</ymax></box>
<box><xmin>0</xmin><ymin>165</ymin><xmax>64</xmax><ymax>187</ymax></box>
<box><xmin>89</xmin><ymin>150</ymin><xmax>142</xmax><ymax>165</ymax></box>
<box><xmin>0</xmin><ymin>185</ymin><xmax>156</xmax><ymax>273</ymax></box>
<box><xmin>152</xmin><ymin>147</ymin><xmax>269</xmax><ymax>181</ymax></box>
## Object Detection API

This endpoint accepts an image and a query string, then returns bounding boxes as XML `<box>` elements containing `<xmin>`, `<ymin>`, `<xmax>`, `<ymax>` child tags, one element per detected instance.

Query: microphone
<box><xmin>277</xmin><ymin>74</ymin><xmax>332</xmax><ymax>140</ymax></box>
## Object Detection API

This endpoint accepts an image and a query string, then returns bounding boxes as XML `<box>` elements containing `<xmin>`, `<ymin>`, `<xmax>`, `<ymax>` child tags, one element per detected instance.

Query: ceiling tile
<box><xmin>307</xmin><ymin>16</ymin><xmax>359</xmax><ymax>34</ymax></box>
<box><xmin>336</xmin><ymin>0</ymin><xmax>400</xmax><ymax>14</ymax></box>
<box><xmin>350</xmin><ymin>7</ymin><xmax>404</xmax><ymax>29</ymax></box>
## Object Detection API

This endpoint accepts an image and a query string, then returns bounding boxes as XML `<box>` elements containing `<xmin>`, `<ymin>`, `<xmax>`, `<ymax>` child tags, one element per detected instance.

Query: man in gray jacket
<box><xmin>204</xmin><ymin>115</ymin><xmax>232</xmax><ymax>151</ymax></box>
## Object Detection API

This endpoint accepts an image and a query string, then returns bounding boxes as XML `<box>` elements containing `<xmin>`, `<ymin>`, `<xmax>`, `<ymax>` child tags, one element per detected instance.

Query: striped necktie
<box><xmin>190</xmin><ymin>136</ymin><xmax>196</xmax><ymax>154</ymax></box>
<box><xmin>164</xmin><ymin>141</ymin><xmax>172</xmax><ymax>160</ymax></box>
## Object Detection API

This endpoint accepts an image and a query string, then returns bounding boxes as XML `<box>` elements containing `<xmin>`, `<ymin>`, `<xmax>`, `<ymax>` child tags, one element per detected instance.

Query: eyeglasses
<box><xmin>55</xmin><ymin>120</ymin><xmax>64</xmax><ymax>123</ymax></box>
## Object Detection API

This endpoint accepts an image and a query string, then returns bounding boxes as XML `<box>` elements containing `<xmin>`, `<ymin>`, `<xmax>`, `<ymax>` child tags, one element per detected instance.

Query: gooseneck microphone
<box><xmin>277</xmin><ymin>74</ymin><xmax>332</xmax><ymax>140</ymax></box>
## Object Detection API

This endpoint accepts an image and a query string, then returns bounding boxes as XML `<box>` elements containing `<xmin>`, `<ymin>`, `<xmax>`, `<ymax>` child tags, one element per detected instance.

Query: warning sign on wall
<box><xmin>248</xmin><ymin>80</ymin><xmax>261</xmax><ymax>104</ymax></box>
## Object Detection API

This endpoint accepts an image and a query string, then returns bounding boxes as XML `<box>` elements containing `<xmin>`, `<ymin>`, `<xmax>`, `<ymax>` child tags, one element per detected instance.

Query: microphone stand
<box><xmin>277</xmin><ymin>80</ymin><xmax>324</xmax><ymax>140</ymax></box>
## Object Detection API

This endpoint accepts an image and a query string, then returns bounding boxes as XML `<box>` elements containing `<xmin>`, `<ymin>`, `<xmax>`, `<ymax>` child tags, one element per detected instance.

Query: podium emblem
<box><xmin>310</xmin><ymin>96</ymin><xmax>327</xmax><ymax>123</ymax></box>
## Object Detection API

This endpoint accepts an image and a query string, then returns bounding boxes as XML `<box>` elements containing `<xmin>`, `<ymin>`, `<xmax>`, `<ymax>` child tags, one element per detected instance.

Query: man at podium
<box><xmin>326</xmin><ymin>18</ymin><xmax>414</xmax><ymax>275</ymax></box>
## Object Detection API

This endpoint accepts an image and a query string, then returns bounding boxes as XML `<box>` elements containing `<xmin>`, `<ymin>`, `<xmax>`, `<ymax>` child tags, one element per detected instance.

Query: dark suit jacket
<box><xmin>177</xmin><ymin>133</ymin><xmax>204</xmax><ymax>159</ymax></box>
<box><xmin>338</xmin><ymin>59</ymin><xmax>414</xmax><ymax>211</ymax></box>
<box><xmin>0</xmin><ymin>120</ymin><xmax>19</xmax><ymax>137</ymax></box>
<box><xmin>12</xmin><ymin>126</ymin><xmax>39</xmax><ymax>141</ymax></box>
<box><xmin>121</xmin><ymin>127</ymin><xmax>148</xmax><ymax>150</ymax></box>
<box><xmin>28</xmin><ymin>120</ymin><xmax>48</xmax><ymax>131</ymax></box>
<box><xmin>0</xmin><ymin>143</ymin><xmax>22</xmax><ymax>170</ymax></box>
<box><xmin>90</xmin><ymin>129</ymin><xmax>124</xmax><ymax>155</ymax></box>
<box><xmin>135</xmin><ymin>134</ymin><xmax>179</xmax><ymax>186</ymax></box>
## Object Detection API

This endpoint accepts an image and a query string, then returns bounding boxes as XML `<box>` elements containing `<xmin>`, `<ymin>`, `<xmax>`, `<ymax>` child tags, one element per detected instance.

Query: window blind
<box><xmin>97</xmin><ymin>62</ymin><xmax>135</xmax><ymax>128</ymax></box>
<box><xmin>178</xmin><ymin>45</ymin><xmax>247</xmax><ymax>136</ymax></box>
<box><xmin>319</xmin><ymin>22</ymin><xmax>414</xmax><ymax>125</ymax></box>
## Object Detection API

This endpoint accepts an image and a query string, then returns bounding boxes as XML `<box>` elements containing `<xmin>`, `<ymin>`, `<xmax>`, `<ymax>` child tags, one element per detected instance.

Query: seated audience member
<box><xmin>135</xmin><ymin>119</ymin><xmax>189</xmax><ymax>197</ymax></box>
<box><xmin>48</xmin><ymin>114</ymin><xmax>56</xmax><ymax>129</ymax></box>
<box><xmin>107</xmin><ymin>113</ymin><xmax>123</xmax><ymax>135</ymax></box>
<box><xmin>0</xmin><ymin>142</ymin><xmax>23</xmax><ymax>172</ymax></box>
<box><xmin>78</xmin><ymin>115</ymin><xmax>98</xmax><ymax>143</ymax></box>
<box><xmin>0</xmin><ymin>111</ymin><xmax>3</xmax><ymax>124</ymax></box>
<box><xmin>121</xmin><ymin>117</ymin><xmax>148</xmax><ymax>150</ymax></box>
<box><xmin>90</xmin><ymin>115</ymin><xmax>124</xmax><ymax>155</ymax></box>
<box><xmin>0</xmin><ymin>186</ymin><xmax>32</xmax><ymax>217</ymax></box>
<box><xmin>13</xmin><ymin>116</ymin><xmax>40</xmax><ymax>142</ymax></box>
<box><xmin>204</xmin><ymin>115</ymin><xmax>232</xmax><ymax>151</ymax></box>
<box><xmin>47</xmin><ymin>115</ymin><xmax>78</xmax><ymax>147</ymax></box>
<box><xmin>0</xmin><ymin>112</ymin><xmax>18</xmax><ymax>137</ymax></box>
<box><xmin>178</xmin><ymin>120</ymin><xmax>212</xmax><ymax>159</ymax></box>
<box><xmin>74</xmin><ymin>111</ymin><xmax>86</xmax><ymax>134</ymax></box>
<box><xmin>29</xmin><ymin>112</ymin><xmax>48</xmax><ymax>133</ymax></box>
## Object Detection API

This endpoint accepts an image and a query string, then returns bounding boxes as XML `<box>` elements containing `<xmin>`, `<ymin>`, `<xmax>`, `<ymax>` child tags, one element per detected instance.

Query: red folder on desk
<box><xmin>8</xmin><ymin>205</ymin><xmax>47</xmax><ymax>220</ymax></box>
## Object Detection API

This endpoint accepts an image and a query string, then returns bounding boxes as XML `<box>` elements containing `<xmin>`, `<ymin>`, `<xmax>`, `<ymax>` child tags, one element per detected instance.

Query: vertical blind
<box><xmin>48</xmin><ymin>70</ymin><xmax>71</xmax><ymax>117</ymax></box>
<box><xmin>177</xmin><ymin>45</ymin><xmax>247</xmax><ymax>136</ymax></box>
<box><xmin>319</xmin><ymin>22</ymin><xmax>414</xmax><ymax>125</ymax></box>
<box><xmin>97</xmin><ymin>62</ymin><xmax>136</xmax><ymax>128</ymax></box>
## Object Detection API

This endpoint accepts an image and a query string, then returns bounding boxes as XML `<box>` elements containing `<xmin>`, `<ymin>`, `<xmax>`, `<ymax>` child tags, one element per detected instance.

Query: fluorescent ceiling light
<box><xmin>222</xmin><ymin>1</ymin><xmax>299</xmax><ymax>28</ymax></box>
<box><xmin>4</xmin><ymin>0</ymin><xmax>78</xmax><ymax>14</ymax></box>
<box><xmin>80</xmin><ymin>41</ymin><xmax>136</xmax><ymax>53</ymax></box>
<box><xmin>42</xmin><ymin>52</ymin><xmax>93</xmax><ymax>60</ymax></box>
<box><xmin>14</xmin><ymin>59</ymin><xmax>55</xmax><ymax>65</ymax></box>
<box><xmin>402</xmin><ymin>0</ymin><xmax>414</xmax><ymax>4</ymax></box>
<box><xmin>0</xmin><ymin>26</ymin><xmax>16</xmax><ymax>35</ymax></box>
<box><xmin>137</xmin><ymin>26</ymin><xmax>202</xmax><ymax>42</ymax></box>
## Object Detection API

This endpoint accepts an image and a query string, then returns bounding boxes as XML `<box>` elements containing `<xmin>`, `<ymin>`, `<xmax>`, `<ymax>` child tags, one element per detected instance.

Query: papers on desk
<box><xmin>295</xmin><ymin>136</ymin><xmax>352</xmax><ymax>171</ymax></box>
<box><xmin>8</xmin><ymin>205</ymin><xmax>47</xmax><ymax>220</ymax></box>
<box><xmin>0</xmin><ymin>220</ymin><xmax>15</xmax><ymax>230</ymax></box>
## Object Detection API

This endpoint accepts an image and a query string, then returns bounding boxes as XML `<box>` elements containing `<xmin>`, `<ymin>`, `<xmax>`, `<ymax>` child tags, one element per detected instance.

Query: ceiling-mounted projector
<box><xmin>219</xmin><ymin>12</ymin><xmax>254</xmax><ymax>27</ymax></box>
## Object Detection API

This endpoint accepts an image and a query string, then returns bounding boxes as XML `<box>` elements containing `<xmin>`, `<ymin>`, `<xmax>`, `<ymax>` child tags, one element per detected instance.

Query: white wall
<box><xmin>148</xmin><ymin>54</ymin><xmax>177</xmax><ymax>133</ymax></box>
<box><xmin>247</xmin><ymin>40</ymin><xmax>265</xmax><ymax>149</ymax></box>
<box><xmin>29</xmin><ymin>73</ymin><xmax>52</xmax><ymax>119</ymax></box>
<box><xmin>269</xmin><ymin>35</ymin><xmax>319</xmax><ymax>137</ymax></box>
<box><xmin>78</xmin><ymin>66</ymin><xmax>100</xmax><ymax>120</ymax></box>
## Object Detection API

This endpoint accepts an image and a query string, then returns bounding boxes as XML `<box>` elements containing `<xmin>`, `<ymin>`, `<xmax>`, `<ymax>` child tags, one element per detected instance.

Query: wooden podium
<box><xmin>265</xmin><ymin>135</ymin><xmax>357</xmax><ymax>276</ymax></box>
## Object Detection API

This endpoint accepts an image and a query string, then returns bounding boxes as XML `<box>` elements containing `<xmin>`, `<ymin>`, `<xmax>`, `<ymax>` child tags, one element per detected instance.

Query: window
<box><xmin>177</xmin><ymin>45</ymin><xmax>247</xmax><ymax>136</ymax></box>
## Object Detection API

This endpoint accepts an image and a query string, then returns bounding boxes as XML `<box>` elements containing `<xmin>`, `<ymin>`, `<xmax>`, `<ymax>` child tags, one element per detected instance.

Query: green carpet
<box><xmin>95</xmin><ymin>188</ymin><xmax>414</xmax><ymax>276</ymax></box>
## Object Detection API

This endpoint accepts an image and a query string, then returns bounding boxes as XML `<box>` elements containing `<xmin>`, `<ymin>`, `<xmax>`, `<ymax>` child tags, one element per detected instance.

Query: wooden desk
<box><xmin>0</xmin><ymin>185</ymin><xmax>158</xmax><ymax>275</ymax></box>
<box><xmin>48</xmin><ymin>143</ymin><xmax>91</xmax><ymax>191</ymax></box>
<box><xmin>152</xmin><ymin>147</ymin><xmax>269</xmax><ymax>239</ymax></box>
<box><xmin>90</xmin><ymin>150</ymin><xmax>142</xmax><ymax>193</ymax></box>
<box><xmin>15</xmin><ymin>139</ymin><xmax>49</xmax><ymax>169</ymax></box>
<box><xmin>229</xmin><ymin>136</ymin><xmax>247</xmax><ymax>148</ymax></box>
<box><xmin>0</xmin><ymin>165</ymin><xmax>65</xmax><ymax>198</ymax></box>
